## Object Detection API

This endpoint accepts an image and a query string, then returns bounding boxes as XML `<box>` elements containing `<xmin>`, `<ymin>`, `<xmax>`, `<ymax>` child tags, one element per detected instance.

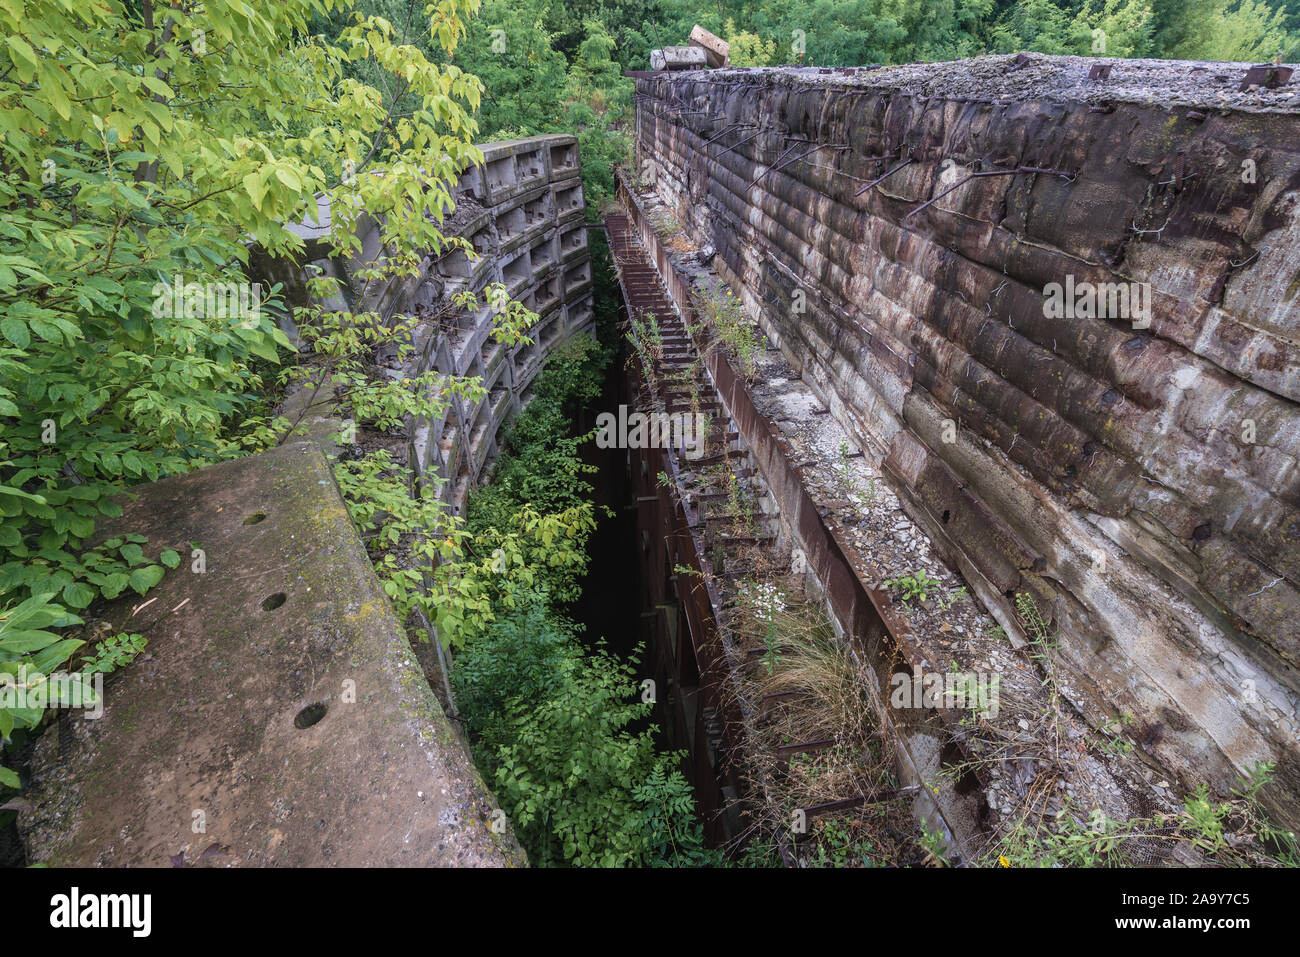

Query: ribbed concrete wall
<box><xmin>255</xmin><ymin>134</ymin><xmax>594</xmax><ymax>510</ymax></box>
<box><xmin>409</xmin><ymin>136</ymin><xmax>594</xmax><ymax>508</ymax></box>
<box><xmin>633</xmin><ymin>56</ymin><xmax>1300</xmax><ymax>825</ymax></box>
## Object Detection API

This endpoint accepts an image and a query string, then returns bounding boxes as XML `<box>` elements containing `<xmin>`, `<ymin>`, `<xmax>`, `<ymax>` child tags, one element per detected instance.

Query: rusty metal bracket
<box><xmin>1240</xmin><ymin>63</ymin><xmax>1292</xmax><ymax>91</ymax></box>
<box><xmin>904</xmin><ymin>165</ymin><xmax>1075</xmax><ymax>221</ymax></box>
<box><xmin>855</xmin><ymin>156</ymin><xmax>915</xmax><ymax>196</ymax></box>
<box><xmin>747</xmin><ymin>143</ymin><xmax>841</xmax><ymax>189</ymax></box>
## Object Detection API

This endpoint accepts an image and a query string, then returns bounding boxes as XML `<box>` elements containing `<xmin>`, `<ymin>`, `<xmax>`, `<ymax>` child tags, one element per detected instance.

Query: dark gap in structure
<box><xmin>564</xmin><ymin>228</ymin><xmax>677</xmax><ymax>764</ymax></box>
<box><xmin>294</xmin><ymin>702</ymin><xmax>328</xmax><ymax>729</ymax></box>
<box><xmin>0</xmin><ymin>733</ymin><xmax>36</xmax><ymax>867</ymax></box>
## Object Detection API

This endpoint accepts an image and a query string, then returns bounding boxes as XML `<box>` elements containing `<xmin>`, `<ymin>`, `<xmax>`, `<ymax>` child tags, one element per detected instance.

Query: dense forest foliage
<box><xmin>320</xmin><ymin>0</ymin><xmax>1300</xmax><ymax>216</ymax></box>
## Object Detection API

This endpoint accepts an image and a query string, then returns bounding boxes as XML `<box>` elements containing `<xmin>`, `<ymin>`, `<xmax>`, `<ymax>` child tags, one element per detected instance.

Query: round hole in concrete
<box><xmin>261</xmin><ymin>592</ymin><xmax>287</xmax><ymax>611</ymax></box>
<box><xmin>941</xmin><ymin>509</ymin><xmax>950</xmax><ymax>524</ymax></box>
<box><xmin>243</xmin><ymin>511</ymin><xmax>267</xmax><ymax>525</ymax></box>
<box><xmin>294</xmin><ymin>702</ymin><xmax>327</xmax><ymax>729</ymax></box>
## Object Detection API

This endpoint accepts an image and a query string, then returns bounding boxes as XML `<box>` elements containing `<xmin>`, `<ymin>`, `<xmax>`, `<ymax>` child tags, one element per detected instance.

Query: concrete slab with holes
<box><xmin>18</xmin><ymin>440</ymin><xmax>524</xmax><ymax>867</ymax></box>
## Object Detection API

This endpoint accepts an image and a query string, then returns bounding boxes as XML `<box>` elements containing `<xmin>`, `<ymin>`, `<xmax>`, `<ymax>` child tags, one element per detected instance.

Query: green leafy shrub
<box><xmin>695</xmin><ymin>283</ymin><xmax>761</xmax><ymax>378</ymax></box>
<box><xmin>454</xmin><ymin>601</ymin><xmax>711</xmax><ymax>867</ymax></box>
<box><xmin>1</xmin><ymin>592</ymin><xmax>86</xmax><ymax>783</ymax></box>
<box><xmin>448</xmin><ymin>340</ymin><xmax>713</xmax><ymax>867</ymax></box>
<box><xmin>80</xmin><ymin>632</ymin><xmax>147</xmax><ymax>675</ymax></box>
<box><xmin>464</xmin><ymin>335</ymin><xmax>609</xmax><ymax>606</ymax></box>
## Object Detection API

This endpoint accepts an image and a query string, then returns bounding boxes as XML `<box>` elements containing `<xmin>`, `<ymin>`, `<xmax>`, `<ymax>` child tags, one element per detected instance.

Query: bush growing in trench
<box><xmin>451</xmin><ymin>336</ymin><xmax>718</xmax><ymax>867</ymax></box>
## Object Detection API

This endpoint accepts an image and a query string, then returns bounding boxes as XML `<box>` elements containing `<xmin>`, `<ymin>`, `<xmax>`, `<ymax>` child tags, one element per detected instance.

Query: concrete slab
<box><xmin>689</xmin><ymin>25</ymin><xmax>729</xmax><ymax>68</ymax></box>
<box><xmin>19</xmin><ymin>441</ymin><xmax>524</xmax><ymax>867</ymax></box>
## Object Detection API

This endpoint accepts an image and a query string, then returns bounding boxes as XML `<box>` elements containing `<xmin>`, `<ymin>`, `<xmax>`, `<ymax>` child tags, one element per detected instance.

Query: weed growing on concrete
<box><xmin>1015</xmin><ymin>591</ymin><xmax>1065</xmax><ymax>746</ymax></box>
<box><xmin>627</xmin><ymin>309</ymin><xmax>664</xmax><ymax>395</ymax></box>
<box><xmin>918</xmin><ymin>822</ymin><xmax>950</xmax><ymax>866</ymax></box>
<box><xmin>832</xmin><ymin>441</ymin><xmax>876</xmax><ymax>506</ymax></box>
<box><xmin>79</xmin><ymin>631</ymin><xmax>147</xmax><ymax>675</ymax></box>
<box><xmin>725</xmin><ymin>470</ymin><xmax>759</xmax><ymax>538</ymax></box>
<box><xmin>695</xmin><ymin>282</ymin><xmax>761</xmax><ymax>378</ymax></box>
<box><xmin>884</xmin><ymin>569</ymin><xmax>943</xmax><ymax>604</ymax></box>
<box><xmin>1092</xmin><ymin>713</ymin><xmax>1137</xmax><ymax>756</ymax></box>
<box><xmin>727</xmin><ymin>589</ymin><xmax>919</xmax><ymax>867</ymax></box>
<box><xmin>985</xmin><ymin>762</ymin><xmax>1298</xmax><ymax>867</ymax></box>
<box><xmin>936</xmin><ymin>586</ymin><xmax>968</xmax><ymax>610</ymax></box>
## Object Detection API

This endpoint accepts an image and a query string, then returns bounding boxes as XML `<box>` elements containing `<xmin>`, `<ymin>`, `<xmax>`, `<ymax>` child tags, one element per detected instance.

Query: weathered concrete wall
<box><xmin>409</xmin><ymin>136</ymin><xmax>594</xmax><ymax>508</ymax></box>
<box><xmin>634</xmin><ymin>55</ymin><xmax>1300</xmax><ymax>824</ymax></box>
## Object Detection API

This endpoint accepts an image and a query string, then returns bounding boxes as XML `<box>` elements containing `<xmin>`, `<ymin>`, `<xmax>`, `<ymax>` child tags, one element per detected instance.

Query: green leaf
<box><xmin>128</xmin><ymin>564</ymin><xmax>165</xmax><ymax>595</ymax></box>
<box><xmin>275</xmin><ymin>166</ymin><xmax>303</xmax><ymax>191</ymax></box>
<box><xmin>28</xmin><ymin>638</ymin><xmax>84</xmax><ymax>676</ymax></box>
<box><xmin>0</xmin><ymin>318</ymin><xmax>29</xmax><ymax>348</ymax></box>
<box><xmin>101</xmin><ymin>572</ymin><xmax>129</xmax><ymax>600</ymax></box>
<box><xmin>5</xmin><ymin>36</ymin><xmax>38</xmax><ymax>83</ymax></box>
<box><xmin>0</xmin><ymin>627</ymin><xmax>63</xmax><ymax>654</ymax></box>
<box><xmin>243</xmin><ymin>171</ymin><xmax>266</xmax><ymax>209</ymax></box>
<box><xmin>61</xmin><ymin>581</ymin><xmax>95</xmax><ymax>609</ymax></box>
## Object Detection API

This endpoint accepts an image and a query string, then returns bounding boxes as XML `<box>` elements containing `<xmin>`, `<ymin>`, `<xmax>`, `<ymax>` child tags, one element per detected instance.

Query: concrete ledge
<box><xmin>19</xmin><ymin>442</ymin><xmax>525</xmax><ymax>868</ymax></box>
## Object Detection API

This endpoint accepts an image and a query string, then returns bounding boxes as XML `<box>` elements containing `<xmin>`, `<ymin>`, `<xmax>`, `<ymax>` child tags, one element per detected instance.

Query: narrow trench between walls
<box><xmin>568</xmin><ymin>231</ymin><xmax>644</xmax><ymax>670</ymax></box>
<box><xmin>570</xmin><ymin>350</ymin><xmax>644</xmax><ymax>669</ymax></box>
<box><xmin>601</xmin><ymin>201</ymin><xmax>935</xmax><ymax>866</ymax></box>
<box><xmin>0</xmin><ymin>735</ymin><xmax>34</xmax><ymax>866</ymax></box>
<box><xmin>435</xmin><ymin>228</ymin><xmax>723</xmax><ymax>867</ymax></box>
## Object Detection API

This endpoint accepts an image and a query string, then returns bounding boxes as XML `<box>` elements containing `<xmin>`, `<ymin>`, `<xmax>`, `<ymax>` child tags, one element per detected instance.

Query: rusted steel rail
<box><xmin>606</xmin><ymin>211</ymin><xmax>751</xmax><ymax>848</ymax></box>
<box><xmin>613</xmin><ymin>172</ymin><xmax>989</xmax><ymax>861</ymax></box>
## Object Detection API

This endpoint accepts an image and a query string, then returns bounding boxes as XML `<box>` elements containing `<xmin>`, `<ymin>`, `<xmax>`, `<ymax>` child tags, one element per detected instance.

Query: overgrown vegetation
<box><xmin>307</xmin><ymin>300</ymin><xmax>713</xmax><ymax>867</ymax></box>
<box><xmin>693</xmin><ymin>282</ymin><xmax>762</xmax><ymax>379</ymax></box>
<box><xmin>619</xmin><ymin>0</ymin><xmax>1298</xmax><ymax>67</ymax></box>
<box><xmin>984</xmin><ymin>761</ymin><xmax>1300</xmax><ymax>868</ymax></box>
<box><xmin>884</xmin><ymin>569</ymin><xmax>943</xmax><ymax>604</ymax></box>
<box><xmin>727</xmin><ymin>579</ymin><xmax>922</xmax><ymax>867</ymax></box>
<box><xmin>448</xmin><ymin>340</ymin><xmax>717</xmax><ymax>867</ymax></box>
<box><xmin>832</xmin><ymin>441</ymin><xmax>876</xmax><ymax>507</ymax></box>
<box><xmin>317</xmin><ymin>0</ymin><xmax>635</xmax><ymax>219</ymax></box>
<box><xmin>0</xmin><ymin>0</ymin><xmax>489</xmax><ymax>817</ymax></box>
